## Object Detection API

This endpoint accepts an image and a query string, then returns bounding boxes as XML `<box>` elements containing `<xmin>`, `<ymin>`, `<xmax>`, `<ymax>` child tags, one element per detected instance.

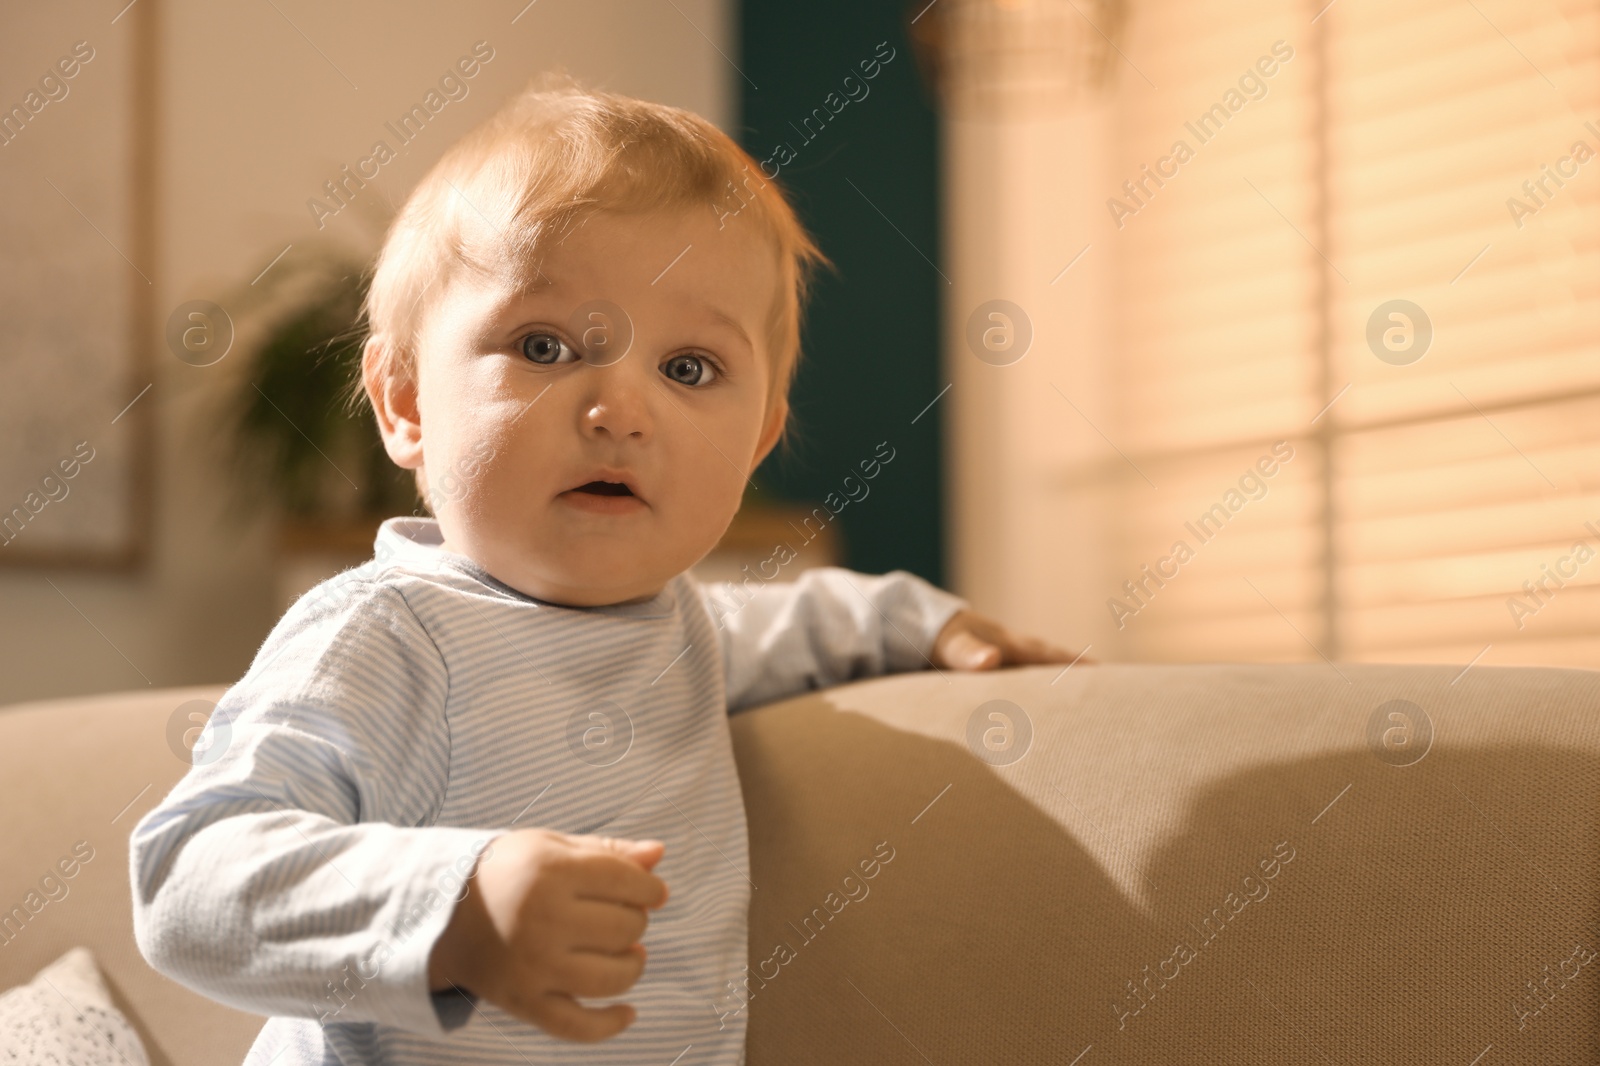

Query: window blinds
<box><xmin>1098</xmin><ymin>0</ymin><xmax>1599</xmax><ymax>667</ymax></box>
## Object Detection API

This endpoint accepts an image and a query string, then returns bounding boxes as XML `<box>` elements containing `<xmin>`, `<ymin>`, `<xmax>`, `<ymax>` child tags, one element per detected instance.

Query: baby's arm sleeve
<box><xmin>129</xmin><ymin>580</ymin><xmax>489</xmax><ymax>1035</ymax></box>
<box><xmin>706</xmin><ymin>565</ymin><xmax>968</xmax><ymax>713</ymax></box>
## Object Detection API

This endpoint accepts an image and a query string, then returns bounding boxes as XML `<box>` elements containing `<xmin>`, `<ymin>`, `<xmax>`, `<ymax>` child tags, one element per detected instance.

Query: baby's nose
<box><xmin>582</xmin><ymin>378</ymin><xmax>653</xmax><ymax>440</ymax></box>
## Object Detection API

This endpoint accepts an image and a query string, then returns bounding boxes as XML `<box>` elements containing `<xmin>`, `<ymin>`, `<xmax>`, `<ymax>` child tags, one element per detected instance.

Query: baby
<box><xmin>130</xmin><ymin>79</ymin><xmax>1078</xmax><ymax>1065</ymax></box>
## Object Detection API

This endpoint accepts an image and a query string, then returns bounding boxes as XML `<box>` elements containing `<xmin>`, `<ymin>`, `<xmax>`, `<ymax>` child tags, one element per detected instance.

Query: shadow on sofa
<box><xmin>733</xmin><ymin>666</ymin><xmax>1599</xmax><ymax>1065</ymax></box>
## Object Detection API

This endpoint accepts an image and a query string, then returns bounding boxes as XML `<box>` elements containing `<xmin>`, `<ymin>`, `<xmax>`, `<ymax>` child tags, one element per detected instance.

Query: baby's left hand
<box><xmin>932</xmin><ymin>609</ymin><xmax>1092</xmax><ymax>671</ymax></box>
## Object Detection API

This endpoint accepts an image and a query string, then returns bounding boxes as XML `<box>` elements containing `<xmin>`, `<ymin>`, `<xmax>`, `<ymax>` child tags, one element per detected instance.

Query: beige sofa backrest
<box><xmin>732</xmin><ymin>663</ymin><xmax>1599</xmax><ymax>1065</ymax></box>
<box><xmin>2</xmin><ymin>662</ymin><xmax>1595</xmax><ymax>1064</ymax></box>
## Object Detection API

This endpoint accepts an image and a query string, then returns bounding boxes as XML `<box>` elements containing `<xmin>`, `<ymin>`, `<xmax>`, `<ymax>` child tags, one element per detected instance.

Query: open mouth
<box><xmin>573</xmin><ymin>480</ymin><xmax>634</xmax><ymax>497</ymax></box>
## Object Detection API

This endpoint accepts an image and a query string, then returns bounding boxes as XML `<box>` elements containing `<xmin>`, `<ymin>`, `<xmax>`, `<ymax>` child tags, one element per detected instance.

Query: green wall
<box><xmin>739</xmin><ymin>2</ymin><xmax>946</xmax><ymax>584</ymax></box>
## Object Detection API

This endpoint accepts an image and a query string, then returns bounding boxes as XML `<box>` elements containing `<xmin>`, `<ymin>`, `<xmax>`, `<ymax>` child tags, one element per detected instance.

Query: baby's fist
<box><xmin>932</xmin><ymin>609</ymin><xmax>1089</xmax><ymax>671</ymax></box>
<box><xmin>428</xmin><ymin>828</ymin><xmax>668</xmax><ymax>1042</ymax></box>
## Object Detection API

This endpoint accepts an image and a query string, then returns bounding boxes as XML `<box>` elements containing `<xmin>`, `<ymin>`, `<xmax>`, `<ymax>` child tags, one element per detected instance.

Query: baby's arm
<box><xmin>705</xmin><ymin>565</ymin><xmax>967</xmax><ymax>712</ymax></box>
<box><xmin>706</xmin><ymin>567</ymin><xmax>1089</xmax><ymax>711</ymax></box>
<box><xmin>129</xmin><ymin>582</ymin><xmax>489</xmax><ymax>1034</ymax></box>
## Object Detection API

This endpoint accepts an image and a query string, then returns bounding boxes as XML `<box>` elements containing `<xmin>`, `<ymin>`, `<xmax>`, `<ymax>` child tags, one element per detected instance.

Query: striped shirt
<box><xmin>129</xmin><ymin>517</ymin><xmax>965</xmax><ymax>1065</ymax></box>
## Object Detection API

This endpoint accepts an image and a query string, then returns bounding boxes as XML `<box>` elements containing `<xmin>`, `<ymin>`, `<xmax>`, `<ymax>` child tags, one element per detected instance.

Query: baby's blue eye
<box><xmin>661</xmin><ymin>354</ymin><xmax>717</xmax><ymax>386</ymax></box>
<box><xmin>522</xmin><ymin>332</ymin><xmax>577</xmax><ymax>365</ymax></box>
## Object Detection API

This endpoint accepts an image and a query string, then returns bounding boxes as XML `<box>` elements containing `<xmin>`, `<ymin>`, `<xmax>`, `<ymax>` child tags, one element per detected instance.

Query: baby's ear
<box><xmin>752</xmin><ymin>395</ymin><xmax>789</xmax><ymax>470</ymax></box>
<box><xmin>363</xmin><ymin>336</ymin><xmax>425</xmax><ymax>470</ymax></box>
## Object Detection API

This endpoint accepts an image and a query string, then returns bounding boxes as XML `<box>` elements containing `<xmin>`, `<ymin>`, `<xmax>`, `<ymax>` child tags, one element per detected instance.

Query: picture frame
<box><xmin>0</xmin><ymin>0</ymin><xmax>155</xmax><ymax>568</ymax></box>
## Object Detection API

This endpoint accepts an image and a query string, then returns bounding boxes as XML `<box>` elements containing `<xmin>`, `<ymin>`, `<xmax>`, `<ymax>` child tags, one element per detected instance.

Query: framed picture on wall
<box><xmin>0</xmin><ymin>0</ymin><xmax>154</xmax><ymax>568</ymax></box>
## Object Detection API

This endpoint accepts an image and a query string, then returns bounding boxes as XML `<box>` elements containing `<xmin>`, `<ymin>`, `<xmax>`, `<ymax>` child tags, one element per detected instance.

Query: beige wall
<box><xmin>940</xmin><ymin>6</ymin><xmax>1116</xmax><ymax>659</ymax></box>
<box><xmin>0</xmin><ymin>0</ymin><xmax>734</xmax><ymax>705</ymax></box>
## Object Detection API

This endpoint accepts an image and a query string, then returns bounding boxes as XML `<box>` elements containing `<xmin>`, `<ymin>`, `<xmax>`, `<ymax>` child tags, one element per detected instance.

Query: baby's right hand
<box><xmin>427</xmin><ymin>828</ymin><xmax>668</xmax><ymax>1042</ymax></box>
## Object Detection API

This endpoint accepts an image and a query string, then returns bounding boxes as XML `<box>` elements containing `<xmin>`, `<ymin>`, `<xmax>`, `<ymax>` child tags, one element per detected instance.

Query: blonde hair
<box><xmin>360</xmin><ymin>74</ymin><xmax>830</xmax><ymax>437</ymax></box>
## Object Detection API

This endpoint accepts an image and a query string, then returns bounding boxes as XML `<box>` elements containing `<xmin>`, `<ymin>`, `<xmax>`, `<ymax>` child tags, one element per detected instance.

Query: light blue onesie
<box><xmin>130</xmin><ymin>517</ymin><xmax>965</xmax><ymax>1065</ymax></box>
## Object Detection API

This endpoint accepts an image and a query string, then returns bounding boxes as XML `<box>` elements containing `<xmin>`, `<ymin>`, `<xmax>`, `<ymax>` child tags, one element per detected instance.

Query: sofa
<box><xmin>2</xmin><ymin>662</ymin><xmax>1595</xmax><ymax>1064</ymax></box>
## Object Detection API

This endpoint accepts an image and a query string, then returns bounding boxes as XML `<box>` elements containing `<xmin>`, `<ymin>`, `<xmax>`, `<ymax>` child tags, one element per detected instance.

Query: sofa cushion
<box><xmin>0</xmin><ymin>946</ymin><xmax>150</xmax><ymax>1065</ymax></box>
<box><xmin>730</xmin><ymin>662</ymin><xmax>1600</xmax><ymax>1065</ymax></box>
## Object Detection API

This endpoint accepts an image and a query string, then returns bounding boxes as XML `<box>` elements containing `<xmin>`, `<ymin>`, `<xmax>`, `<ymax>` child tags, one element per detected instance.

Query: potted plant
<box><xmin>223</xmin><ymin>247</ymin><xmax>416</xmax><ymax>609</ymax></box>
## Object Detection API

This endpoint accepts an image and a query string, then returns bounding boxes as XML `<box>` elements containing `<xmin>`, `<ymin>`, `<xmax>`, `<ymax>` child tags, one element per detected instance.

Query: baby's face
<box><xmin>383</xmin><ymin>207</ymin><xmax>784</xmax><ymax>606</ymax></box>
